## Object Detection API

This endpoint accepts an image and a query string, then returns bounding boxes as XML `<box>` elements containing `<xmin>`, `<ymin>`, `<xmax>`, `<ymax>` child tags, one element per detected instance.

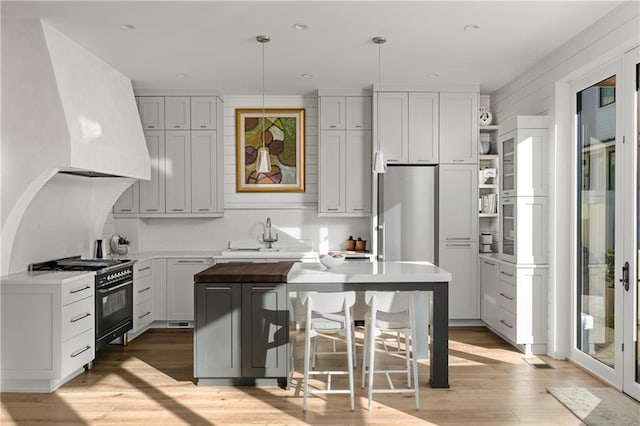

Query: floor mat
<box><xmin>547</xmin><ymin>387</ymin><xmax>640</xmax><ymax>426</ymax></box>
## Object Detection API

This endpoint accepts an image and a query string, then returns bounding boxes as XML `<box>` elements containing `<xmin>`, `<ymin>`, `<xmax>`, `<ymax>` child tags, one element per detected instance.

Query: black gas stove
<box><xmin>30</xmin><ymin>256</ymin><xmax>134</xmax><ymax>351</ymax></box>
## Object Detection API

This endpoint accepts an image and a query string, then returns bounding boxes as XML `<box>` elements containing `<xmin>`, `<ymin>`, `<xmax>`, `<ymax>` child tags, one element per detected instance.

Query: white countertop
<box><xmin>1</xmin><ymin>270</ymin><xmax>95</xmax><ymax>285</ymax></box>
<box><xmin>287</xmin><ymin>261</ymin><xmax>451</xmax><ymax>283</ymax></box>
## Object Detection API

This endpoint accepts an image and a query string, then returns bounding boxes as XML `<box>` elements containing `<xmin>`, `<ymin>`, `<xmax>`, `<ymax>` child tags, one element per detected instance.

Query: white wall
<box><xmin>113</xmin><ymin>94</ymin><xmax>371</xmax><ymax>253</ymax></box>
<box><xmin>490</xmin><ymin>2</ymin><xmax>639</xmax><ymax>359</ymax></box>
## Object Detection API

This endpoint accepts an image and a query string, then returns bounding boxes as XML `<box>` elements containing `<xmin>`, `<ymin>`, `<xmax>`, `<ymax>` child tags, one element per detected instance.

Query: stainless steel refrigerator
<box><xmin>377</xmin><ymin>165</ymin><xmax>438</xmax><ymax>263</ymax></box>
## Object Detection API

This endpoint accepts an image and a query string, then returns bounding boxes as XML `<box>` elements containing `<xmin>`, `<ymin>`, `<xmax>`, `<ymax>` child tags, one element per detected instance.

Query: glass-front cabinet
<box><xmin>499</xmin><ymin>196</ymin><xmax>548</xmax><ymax>264</ymax></box>
<box><xmin>501</xmin><ymin>136</ymin><xmax>515</xmax><ymax>197</ymax></box>
<box><xmin>501</xmin><ymin>199</ymin><xmax>515</xmax><ymax>259</ymax></box>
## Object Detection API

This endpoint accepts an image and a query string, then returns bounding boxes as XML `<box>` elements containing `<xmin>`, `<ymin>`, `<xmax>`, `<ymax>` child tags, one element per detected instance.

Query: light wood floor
<box><xmin>1</xmin><ymin>327</ymin><xmax>609</xmax><ymax>425</ymax></box>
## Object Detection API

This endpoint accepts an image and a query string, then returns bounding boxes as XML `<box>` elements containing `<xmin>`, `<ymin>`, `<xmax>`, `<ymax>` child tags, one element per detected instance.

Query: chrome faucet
<box><xmin>262</xmin><ymin>217</ymin><xmax>278</xmax><ymax>249</ymax></box>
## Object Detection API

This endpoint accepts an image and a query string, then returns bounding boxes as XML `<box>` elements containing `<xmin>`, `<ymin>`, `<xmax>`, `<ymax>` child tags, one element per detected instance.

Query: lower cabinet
<box><xmin>439</xmin><ymin>241</ymin><xmax>479</xmax><ymax>319</ymax></box>
<box><xmin>194</xmin><ymin>282</ymin><xmax>288</xmax><ymax>384</ymax></box>
<box><xmin>167</xmin><ymin>258</ymin><xmax>214</xmax><ymax>322</ymax></box>
<box><xmin>480</xmin><ymin>256</ymin><xmax>548</xmax><ymax>354</ymax></box>
<box><xmin>131</xmin><ymin>259</ymin><xmax>154</xmax><ymax>336</ymax></box>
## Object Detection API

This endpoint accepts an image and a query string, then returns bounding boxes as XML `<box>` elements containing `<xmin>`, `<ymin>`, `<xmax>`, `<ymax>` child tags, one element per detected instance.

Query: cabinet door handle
<box><xmin>138</xmin><ymin>286</ymin><xmax>152</xmax><ymax>294</ymax></box>
<box><xmin>452</xmin><ymin>159</ymin><xmax>464</xmax><ymax>162</ymax></box>
<box><xmin>70</xmin><ymin>312</ymin><xmax>91</xmax><ymax>323</ymax></box>
<box><xmin>172</xmin><ymin>209</ymin><xmax>184</xmax><ymax>212</ymax></box>
<box><xmin>387</xmin><ymin>159</ymin><xmax>398</xmax><ymax>162</ymax></box>
<box><xmin>70</xmin><ymin>285</ymin><xmax>91</xmax><ymax>294</ymax></box>
<box><xmin>148</xmin><ymin>125</ymin><xmax>155</xmax><ymax>129</ymax></box>
<box><xmin>355</xmin><ymin>125</ymin><xmax>362</xmax><ymax>128</ymax></box>
<box><xmin>120</xmin><ymin>209</ymin><xmax>132</xmax><ymax>212</ymax></box>
<box><xmin>351</xmin><ymin>208</ymin><xmax>364</xmax><ymax>211</ymax></box>
<box><xmin>206</xmin><ymin>286</ymin><xmax>231</xmax><ymax>291</ymax></box>
<box><xmin>500</xmin><ymin>271</ymin><xmax>514</xmax><ymax>277</ymax></box>
<box><xmin>138</xmin><ymin>311</ymin><xmax>151</xmax><ymax>319</ymax></box>
<box><xmin>252</xmin><ymin>286</ymin><xmax>276</xmax><ymax>291</ymax></box>
<box><xmin>500</xmin><ymin>320</ymin><xmax>513</xmax><ymax>329</ymax></box>
<box><xmin>327</xmin><ymin>208</ymin><xmax>339</xmax><ymax>211</ymax></box>
<box><xmin>146</xmin><ymin>209</ymin><xmax>158</xmax><ymax>212</ymax></box>
<box><xmin>177</xmin><ymin>260</ymin><xmax>206</xmax><ymax>264</ymax></box>
<box><xmin>198</xmin><ymin>208</ymin><xmax>209</xmax><ymax>212</ymax></box>
<box><xmin>499</xmin><ymin>292</ymin><xmax>514</xmax><ymax>301</ymax></box>
<box><xmin>329</xmin><ymin>125</ymin><xmax>336</xmax><ymax>128</ymax></box>
<box><xmin>484</xmin><ymin>261</ymin><xmax>496</xmax><ymax>266</ymax></box>
<box><xmin>446</xmin><ymin>243</ymin><xmax>471</xmax><ymax>247</ymax></box>
<box><xmin>200</xmin><ymin>125</ymin><xmax>207</xmax><ymax>128</ymax></box>
<box><xmin>70</xmin><ymin>345</ymin><xmax>91</xmax><ymax>358</ymax></box>
<box><xmin>137</xmin><ymin>266</ymin><xmax>151</xmax><ymax>273</ymax></box>
<box><xmin>173</xmin><ymin>125</ymin><xmax>180</xmax><ymax>128</ymax></box>
<box><xmin>446</xmin><ymin>237</ymin><xmax>471</xmax><ymax>241</ymax></box>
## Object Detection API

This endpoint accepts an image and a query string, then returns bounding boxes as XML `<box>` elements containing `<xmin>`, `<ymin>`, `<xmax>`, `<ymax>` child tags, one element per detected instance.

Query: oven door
<box><xmin>96</xmin><ymin>279</ymin><xmax>133</xmax><ymax>344</ymax></box>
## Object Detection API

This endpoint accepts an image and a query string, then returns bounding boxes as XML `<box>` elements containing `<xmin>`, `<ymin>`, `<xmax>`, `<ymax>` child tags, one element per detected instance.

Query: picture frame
<box><xmin>235</xmin><ymin>108</ymin><xmax>305</xmax><ymax>192</ymax></box>
<box><xmin>599</xmin><ymin>87</ymin><xmax>615</xmax><ymax>107</ymax></box>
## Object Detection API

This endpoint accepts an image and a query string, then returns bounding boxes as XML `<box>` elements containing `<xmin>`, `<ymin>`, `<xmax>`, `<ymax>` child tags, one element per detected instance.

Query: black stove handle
<box><xmin>97</xmin><ymin>280</ymin><xmax>132</xmax><ymax>293</ymax></box>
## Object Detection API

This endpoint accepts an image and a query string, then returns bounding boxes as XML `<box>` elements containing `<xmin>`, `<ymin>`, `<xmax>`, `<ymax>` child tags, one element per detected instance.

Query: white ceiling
<box><xmin>2</xmin><ymin>1</ymin><xmax>624</xmax><ymax>95</ymax></box>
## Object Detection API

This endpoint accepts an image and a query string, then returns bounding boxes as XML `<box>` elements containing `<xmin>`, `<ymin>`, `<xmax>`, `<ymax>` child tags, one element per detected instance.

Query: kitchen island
<box><xmin>193</xmin><ymin>261</ymin><xmax>451</xmax><ymax>389</ymax></box>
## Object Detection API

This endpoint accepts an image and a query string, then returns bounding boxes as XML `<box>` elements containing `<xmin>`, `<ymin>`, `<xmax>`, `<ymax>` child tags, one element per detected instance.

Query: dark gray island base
<box><xmin>193</xmin><ymin>261</ymin><xmax>451</xmax><ymax>389</ymax></box>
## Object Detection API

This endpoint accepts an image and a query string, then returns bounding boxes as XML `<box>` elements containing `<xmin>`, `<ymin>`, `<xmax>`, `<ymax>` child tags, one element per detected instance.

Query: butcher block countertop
<box><xmin>193</xmin><ymin>261</ymin><xmax>296</xmax><ymax>283</ymax></box>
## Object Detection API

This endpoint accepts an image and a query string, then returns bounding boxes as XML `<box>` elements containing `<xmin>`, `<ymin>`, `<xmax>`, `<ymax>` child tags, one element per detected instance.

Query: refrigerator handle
<box><xmin>376</xmin><ymin>224</ymin><xmax>384</xmax><ymax>261</ymax></box>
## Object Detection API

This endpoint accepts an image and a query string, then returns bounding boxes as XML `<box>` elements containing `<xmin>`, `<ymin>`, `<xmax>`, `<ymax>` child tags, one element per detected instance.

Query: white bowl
<box><xmin>319</xmin><ymin>252</ymin><xmax>345</xmax><ymax>269</ymax></box>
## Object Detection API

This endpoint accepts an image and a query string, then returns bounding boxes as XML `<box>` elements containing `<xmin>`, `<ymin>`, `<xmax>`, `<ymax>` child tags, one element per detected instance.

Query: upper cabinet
<box><xmin>318</xmin><ymin>93</ymin><xmax>372</xmax><ymax>216</ymax></box>
<box><xmin>138</xmin><ymin>97</ymin><xmax>165</xmax><ymax>130</ymax></box>
<box><xmin>115</xmin><ymin>94</ymin><xmax>224</xmax><ymax>218</ymax></box>
<box><xmin>439</xmin><ymin>92</ymin><xmax>478</xmax><ymax>164</ymax></box>
<box><xmin>499</xmin><ymin>116</ymin><xmax>548</xmax><ymax>198</ymax></box>
<box><xmin>376</xmin><ymin>90</ymin><xmax>477</xmax><ymax>165</ymax></box>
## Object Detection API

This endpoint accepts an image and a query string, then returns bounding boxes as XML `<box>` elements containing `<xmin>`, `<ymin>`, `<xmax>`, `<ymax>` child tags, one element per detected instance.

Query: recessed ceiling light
<box><xmin>428</xmin><ymin>73</ymin><xmax>440</xmax><ymax>78</ymax></box>
<box><xmin>301</xmin><ymin>74</ymin><xmax>313</xmax><ymax>79</ymax></box>
<box><xmin>464</xmin><ymin>24</ymin><xmax>480</xmax><ymax>31</ymax></box>
<box><xmin>120</xmin><ymin>23</ymin><xmax>135</xmax><ymax>30</ymax></box>
<box><xmin>175</xmin><ymin>73</ymin><xmax>187</xmax><ymax>78</ymax></box>
<box><xmin>293</xmin><ymin>23</ymin><xmax>309</xmax><ymax>30</ymax></box>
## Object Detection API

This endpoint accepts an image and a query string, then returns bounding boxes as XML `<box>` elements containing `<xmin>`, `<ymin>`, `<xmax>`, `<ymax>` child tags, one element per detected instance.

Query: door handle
<box><xmin>620</xmin><ymin>261</ymin><xmax>629</xmax><ymax>291</ymax></box>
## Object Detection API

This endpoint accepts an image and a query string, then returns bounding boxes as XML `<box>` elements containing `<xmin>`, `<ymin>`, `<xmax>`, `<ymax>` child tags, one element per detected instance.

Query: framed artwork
<box><xmin>599</xmin><ymin>87</ymin><xmax>615</xmax><ymax>107</ymax></box>
<box><xmin>235</xmin><ymin>108</ymin><xmax>305</xmax><ymax>192</ymax></box>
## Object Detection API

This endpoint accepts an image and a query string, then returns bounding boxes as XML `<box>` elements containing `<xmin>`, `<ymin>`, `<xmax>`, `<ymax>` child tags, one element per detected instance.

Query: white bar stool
<box><xmin>301</xmin><ymin>291</ymin><xmax>356</xmax><ymax>412</ymax></box>
<box><xmin>361</xmin><ymin>290</ymin><xmax>420</xmax><ymax>410</ymax></box>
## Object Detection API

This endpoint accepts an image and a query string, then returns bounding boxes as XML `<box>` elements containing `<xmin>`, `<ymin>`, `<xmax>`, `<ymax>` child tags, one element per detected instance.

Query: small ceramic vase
<box><xmin>479</xmin><ymin>107</ymin><xmax>493</xmax><ymax>126</ymax></box>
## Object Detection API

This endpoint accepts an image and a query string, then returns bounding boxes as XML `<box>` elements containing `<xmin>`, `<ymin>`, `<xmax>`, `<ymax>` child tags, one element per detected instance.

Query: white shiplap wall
<box><xmin>223</xmin><ymin>95</ymin><xmax>318</xmax><ymax>209</ymax></box>
<box><xmin>489</xmin><ymin>2</ymin><xmax>639</xmax><ymax>360</ymax></box>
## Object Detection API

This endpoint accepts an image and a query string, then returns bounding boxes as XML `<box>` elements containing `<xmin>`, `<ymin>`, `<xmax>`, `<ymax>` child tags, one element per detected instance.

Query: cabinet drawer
<box><xmin>497</xmin><ymin>280</ymin><xmax>516</xmax><ymax>314</ymax></box>
<box><xmin>61</xmin><ymin>277</ymin><xmax>94</xmax><ymax>306</ymax></box>
<box><xmin>496</xmin><ymin>307</ymin><xmax>516</xmax><ymax>342</ymax></box>
<box><xmin>61</xmin><ymin>329</ymin><xmax>94</xmax><ymax>377</ymax></box>
<box><xmin>61</xmin><ymin>297</ymin><xmax>94</xmax><ymax>342</ymax></box>
<box><xmin>498</xmin><ymin>264</ymin><xmax>516</xmax><ymax>284</ymax></box>
<box><xmin>135</xmin><ymin>259</ymin><xmax>152</xmax><ymax>277</ymax></box>
<box><xmin>134</xmin><ymin>298</ymin><xmax>154</xmax><ymax>330</ymax></box>
<box><xmin>134</xmin><ymin>274</ymin><xmax>153</xmax><ymax>304</ymax></box>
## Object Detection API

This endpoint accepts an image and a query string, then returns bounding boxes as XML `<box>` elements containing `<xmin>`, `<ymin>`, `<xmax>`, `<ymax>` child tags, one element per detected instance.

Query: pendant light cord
<box><xmin>261</xmin><ymin>39</ymin><xmax>266</xmax><ymax>151</ymax></box>
<box><xmin>377</xmin><ymin>41</ymin><xmax>381</xmax><ymax>152</ymax></box>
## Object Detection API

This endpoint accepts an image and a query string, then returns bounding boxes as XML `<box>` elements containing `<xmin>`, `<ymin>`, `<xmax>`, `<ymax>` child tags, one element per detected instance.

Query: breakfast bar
<box><xmin>193</xmin><ymin>261</ymin><xmax>451</xmax><ymax>389</ymax></box>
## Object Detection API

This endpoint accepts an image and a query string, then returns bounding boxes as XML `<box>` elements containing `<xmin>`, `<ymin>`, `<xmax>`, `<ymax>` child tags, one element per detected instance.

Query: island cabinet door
<box><xmin>241</xmin><ymin>283</ymin><xmax>289</xmax><ymax>377</ymax></box>
<box><xmin>194</xmin><ymin>283</ymin><xmax>241</xmax><ymax>377</ymax></box>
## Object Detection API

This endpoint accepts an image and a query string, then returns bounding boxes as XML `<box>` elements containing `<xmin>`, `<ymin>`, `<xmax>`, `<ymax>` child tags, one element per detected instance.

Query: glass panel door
<box><xmin>576</xmin><ymin>74</ymin><xmax>617</xmax><ymax>368</ymax></box>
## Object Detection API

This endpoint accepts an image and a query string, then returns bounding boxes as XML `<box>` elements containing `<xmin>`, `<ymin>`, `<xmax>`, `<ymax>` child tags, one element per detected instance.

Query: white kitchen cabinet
<box><xmin>499</xmin><ymin>116</ymin><xmax>548</xmax><ymax>198</ymax></box>
<box><xmin>191</xmin><ymin>96</ymin><xmax>217</xmax><ymax>129</ymax></box>
<box><xmin>439</xmin><ymin>92</ymin><xmax>478</xmax><ymax>164</ymax></box>
<box><xmin>1</xmin><ymin>274</ymin><xmax>95</xmax><ymax>392</ymax></box>
<box><xmin>346</xmin><ymin>97</ymin><xmax>372</xmax><ymax>130</ymax></box>
<box><xmin>320</xmin><ymin>97</ymin><xmax>346</xmax><ymax>130</ymax></box>
<box><xmin>319</xmin><ymin>130</ymin><xmax>345</xmax><ymax>213</ymax></box>
<box><xmin>153</xmin><ymin>258</ymin><xmax>167</xmax><ymax>321</ymax></box>
<box><xmin>439</xmin><ymin>164</ymin><xmax>478</xmax><ymax>242</ymax></box>
<box><xmin>191</xmin><ymin>130</ymin><xmax>222</xmax><ymax>214</ymax></box>
<box><xmin>439</xmin><ymin>241</ymin><xmax>479</xmax><ymax>319</ymax></box>
<box><xmin>408</xmin><ymin>92</ymin><xmax>439</xmax><ymax>163</ymax></box>
<box><xmin>138</xmin><ymin>96</ymin><xmax>165</xmax><ymax>130</ymax></box>
<box><xmin>131</xmin><ymin>259</ymin><xmax>153</xmax><ymax>337</ymax></box>
<box><xmin>166</xmin><ymin>258</ymin><xmax>214</xmax><ymax>322</ymax></box>
<box><xmin>139</xmin><ymin>130</ymin><xmax>166</xmax><ymax>213</ymax></box>
<box><xmin>113</xmin><ymin>182</ymin><xmax>140</xmax><ymax>214</ymax></box>
<box><xmin>480</xmin><ymin>256</ymin><xmax>499</xmax><ymax>329</ymax></box>
<box><xmin>500</xmin><ymin>196</ymin><xmax>548</xmax><ymax>264</ymax></box>
<box><xmin>318</xmin><ymin>94</ymin><xmax>372</xmax><ymax>216</ymax></box>
<box><xmin>165</xmin><ymin>131</ymin><xmax>191</xmax><ymax>213</ymax></box>
<box><xmin>377</xmin><ymin>92</ymin><xmax>408</xmax><ymax>163</ymax></box>
<box><xmin>165</xmin><ymin>96</ymin><xmax>191</xmax><ymax>129</ymax></box>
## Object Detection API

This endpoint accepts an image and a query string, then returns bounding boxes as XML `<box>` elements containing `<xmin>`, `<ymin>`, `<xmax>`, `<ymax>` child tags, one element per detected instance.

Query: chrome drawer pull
<box><xmin>172</xmin><ymin>209</ymin><xmax>184</xmax><ymax>212</ymax></box>
<box><xmin>138</xmin><ymin>286</ymin><xmax>151</xmax><ymax>294</ymax></box>
<box><xmin>138</xmin><ymin>311</ymin><xmax>151</xmax><ymax>319</ymax></box>
<box><xmin>137</xmin><ymin>266</ymin><xmax>151</xmax><ymax>272</ymax></box>
<box><xmin>177</xmin><ymin>260</ymin><xmax>205</xmax><ymax>263</ymax></box>
<box><xmin>174</xmin><ymin>125</ymin><xmax>180</xmax><ymax>128</ymax></box>
<box><xmin>206</xmin><ymin>286</ymin><xmax>231</xmax><ymax>291</ymax></box>
<box><xmin>120</xmin><ymin>209</ymin><xmax>132</xmax><ymax>212</ymax></box>
<box><xmin>446</xmin><ymin>237</ymin><xmax>471</xmax><ymax>241</ymax></box>
<box><xmin>500</xmin><ymin>320</ymin><xmax>513</xmax><ymax>329</ymax></box>
<box><xmin>484</xmin><ymin>261</ymin><xmax>496</xmax><ymax>266</ymax></box>
<box><xmin>252</xmin><ymin>286</ymin><xmax>275</xmax><ymax>291</ymax></box>
<box><xmin>146</xmin><ymin>209</ymin><xmax>158</xmax><ymax>212</ymax></box>
<box><xmin>500</xmin><ymin>271</ymin><xmax>514</xmax><ymax>277</ymax></box>
<box><xmin>499</xmin><ymin>292</ymin><xmax>514</xmax><ymax>301</ymax></box>
<box><xmin>70</xmin><ymin>312</ymin><xmax>91</xmax><ymax>323</ymax></box>
<box><xmin>70</xmin><ymin>345</ymin><xmax>91</xmax><ymax>358</ymax></box>
<box><xmin>198</xmin><ymin>209</ymin><xmax>209</xmax><ymax>211</ymax></box>
<box><xmin>70</xmin><ymin>285</ymin><xmax>91</xmax><ymax>294</ymax></box>
<box><xmin>200</xmin><ymin>125</ymin><xmax>206</xmax><ymax>128</ymax></box>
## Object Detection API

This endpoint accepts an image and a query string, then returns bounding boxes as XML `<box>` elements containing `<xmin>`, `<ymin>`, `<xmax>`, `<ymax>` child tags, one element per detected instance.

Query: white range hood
<box><xmin>1</xmin><ymin>18</ymin><xmax>151</xmax><ymax>274</ymax></box>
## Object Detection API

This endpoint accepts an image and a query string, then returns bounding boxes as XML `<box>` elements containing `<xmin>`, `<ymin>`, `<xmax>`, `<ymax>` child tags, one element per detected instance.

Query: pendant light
<box><xmin>256</xmin><ymin>35</ymin><xmax>272</xmax><ymax>174</ymax></box>
<box><xmin>372</xmin><ymin>36</ymin><xmax>387</xmax><ymax>173</ymax></box>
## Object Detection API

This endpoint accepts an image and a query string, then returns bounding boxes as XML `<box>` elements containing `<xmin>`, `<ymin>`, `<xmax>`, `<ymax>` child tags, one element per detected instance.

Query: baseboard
<box><xmin>448</xmin><ymin>319</ymin><xmax>484</xmax><ymax>327</ymax></box>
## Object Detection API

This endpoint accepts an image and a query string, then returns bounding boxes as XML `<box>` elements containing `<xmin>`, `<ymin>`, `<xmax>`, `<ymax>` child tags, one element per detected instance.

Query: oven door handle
<box><xmin>97</xmin><ymin>280</ymin><xmax>133</xmax><ymax>293</ymax></box>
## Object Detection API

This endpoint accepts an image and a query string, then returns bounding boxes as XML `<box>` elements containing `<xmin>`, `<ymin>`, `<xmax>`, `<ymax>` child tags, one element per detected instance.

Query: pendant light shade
<box><xmin>256</xmin><ymin>35</ymin><xmax>272</xmax><ymax>174</ymax></box>
<box><xmin>372</xmin><ymin>36</ymin><xmax>387</xmax><ymax>174</ymax></box>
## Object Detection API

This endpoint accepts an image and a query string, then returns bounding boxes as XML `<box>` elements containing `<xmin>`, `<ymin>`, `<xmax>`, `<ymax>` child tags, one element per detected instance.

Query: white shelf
<box><xmin>480</xmin><ymin>125</ymin><xmax>499</xmax><ymax>131</ymax></box>
<box><xmin>479</xmin><ymin>184</ymin><xmax>498</xmax><ymax>189</ymax></box>
<box><xmin>479</xmin><ymin>213</ymin><xmax>498</xmax><ymax>218</ymax></box>
<box><xmin>479</xmin><ymin>154</ymin><xmax>499</xmax><ymax>160</ymax></box>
